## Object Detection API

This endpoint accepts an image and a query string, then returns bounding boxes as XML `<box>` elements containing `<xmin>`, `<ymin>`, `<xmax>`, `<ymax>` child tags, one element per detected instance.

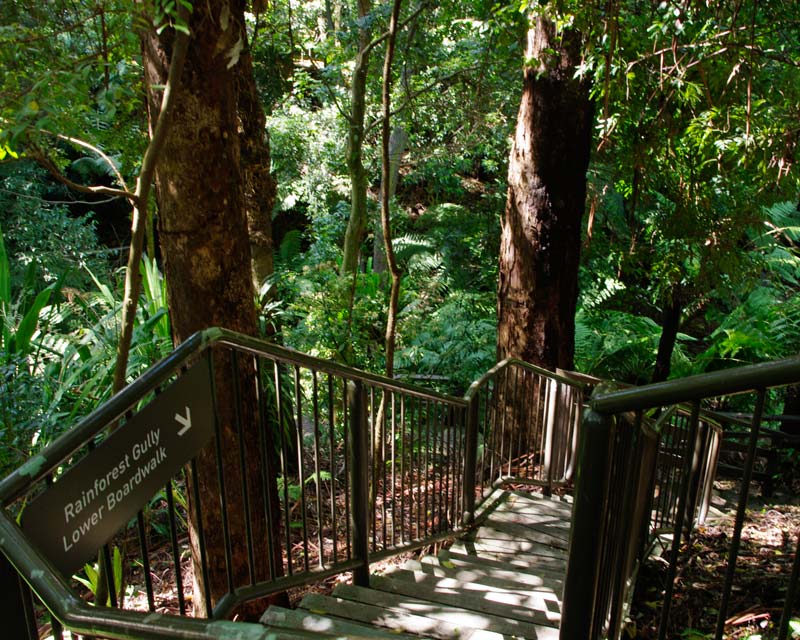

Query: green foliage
<box><xmin>0</xmin><ymin>161</ymin><xmax>108</xmax><ymax>289</ymax></box>
<box><xmin>397</xmin><ymin>290</ymin><xmax>496</xmax><ymax>393</ymax></box>
<box><xmin>74</xmin><ymin>545</ymin><xmax>124</xmax><ymax>606</ymax></box>
<box><xmin>0</xmin><ymin>255</ymin><xmax>171</xmax><ymax>477</ymax></box>
<box><xmin>574</xmin><ymin>309</ymin><xmax>694</xmax><ymax>384</ymax></box>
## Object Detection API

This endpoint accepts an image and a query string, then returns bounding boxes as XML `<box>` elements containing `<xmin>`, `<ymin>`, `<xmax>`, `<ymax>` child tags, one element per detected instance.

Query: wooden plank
<box><xmin>410</xmin><ymin>556</ymin><xmax>564</xmax><ymax>592</ymax></box>
<box><xmin>387</xmin><ymin>567</ymin><xmax>561</xmax><ymax>601</ymax></box>
<box><xmin>369</xmin><ymin>573</ymin><xmax>561</xmax><ymax>630</ymax></box>
<box><xmin>439</xmin><ymin>549</ymin><xmax>567</xmax><ymax>581</ymax></box>
<box><xmin>261</xmin><ymin>605</ymin><xmax>426</xmax><ymax>640</ymax></box>
<box><xmin>476</xmin><ymin>520</ymin><xmax>570</xmax><ymax>551</ymax></box>
<box><xmin>298</xmin><ymin>592</ymin><xmax>503</xmax><ymax>640</ymax></box>
<box><xmin>483</xmin><ymin>510</ymin><xmax>571</xmax><ymax>543</ymax></box>
<box><xmin>450</xmin><ymin>542</ymin><xmax>568</xmax><ymax>572</ymax></box>
<box><xmin>464</xmin><ymin>533</ymin><xmax>568</xmax><ymax>561</ymax></box>
<box><xmin>498</xmin><ymin>496</ymin><xmax>572</xmax><ymax>518</ymax></box>
<box><xmin>334</xmin><ymin>583</ymin><xmax>559</xmax><ymax>640</ymax></box>
<box><xmin>507</xmin><ymin>491</ymin><xmax>573</xmax><ymax>509</ymax></box>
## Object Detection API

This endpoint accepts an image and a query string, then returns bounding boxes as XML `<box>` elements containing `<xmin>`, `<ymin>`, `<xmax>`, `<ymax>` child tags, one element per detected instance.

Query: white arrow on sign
<box><xmin>175</xmin><ymin>406</ymin><xmax>192</xmax><ymax>436</ymax></box>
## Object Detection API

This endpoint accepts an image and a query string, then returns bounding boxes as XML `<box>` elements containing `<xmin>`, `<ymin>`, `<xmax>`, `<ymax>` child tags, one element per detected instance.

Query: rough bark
<box><xmin>141</xmin><ymin>0</ymin><xmax>281</xmax><ymax>618</ymax></box>
<box><xmin>238</xmin><ymin>38</ymin><xmax>277</xmax><ymax>290</ymax></box>
<box><xmin>497</xmin><ymin>15</ymin><xmax>593</xmax><ymax>372</ymax></box>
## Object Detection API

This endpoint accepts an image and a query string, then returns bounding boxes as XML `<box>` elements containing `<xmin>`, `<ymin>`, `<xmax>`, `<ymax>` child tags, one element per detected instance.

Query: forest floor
<box><xmin>630</xmin><ymin>478</ymin><xmax>800</xmax><ymax>639</ymax></box>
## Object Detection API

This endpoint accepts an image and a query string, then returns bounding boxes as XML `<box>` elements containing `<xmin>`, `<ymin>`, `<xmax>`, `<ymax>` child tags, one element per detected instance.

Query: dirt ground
<box><xmin>629</xmin><ymin>479</ymin><xmax>800</xmax><ymax>639</ymax></box>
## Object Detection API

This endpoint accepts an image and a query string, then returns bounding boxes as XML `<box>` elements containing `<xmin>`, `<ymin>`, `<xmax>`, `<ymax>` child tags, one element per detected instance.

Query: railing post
<box><xmin>560</xmin><ymin>408</ymin><xmax>615</xmax><ymax>640</ymax></box>
<box><xmin>0</xmin><ymin>553</ymin><xmax>38</xmax><ymax>640</ymax></box>
<box><xmin>462</xmin><ymin>394</ymin><xmax>480</xmax><ymax>526</ymax></box>
<box><xmin>347</xmin><ymin>380</ymin><xmax>370</xmax><ymax>586</ymax></box>
<box><xmin>682</xmin><ymin>420</ymin><xmax>709</xmax><ymax>540</ymax></box>
<box><xmin>697</xmin><ymin>427</ymin><xmax>721</xmax><ymax>524</ymax></box>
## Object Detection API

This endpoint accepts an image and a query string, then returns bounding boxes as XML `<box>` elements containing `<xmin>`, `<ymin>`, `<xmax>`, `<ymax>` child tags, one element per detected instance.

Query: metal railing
<box><xmin>561</xmin><ymin>357</ymin><xmax>800</xmax><ymax>640</ymax></box>
<box><xmin>463</xmin><ymin>360</ymin><xmax>585</xmax><ymax>520</ymax></box>
<box><xmin>0</xmin><ymin>328</ymin><xmax>585</xmax><ymax>640</ymax></box>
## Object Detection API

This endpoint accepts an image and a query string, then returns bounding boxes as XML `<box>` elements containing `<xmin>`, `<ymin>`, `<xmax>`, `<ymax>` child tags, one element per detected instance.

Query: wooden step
<box><xmin>473</xmin><ymin>522</ymin><xmax>570</xmax><ymax>554</ymax></box>
<box><xmin>261</xmin><ymin>605</ymin><xmax>426</xmax><ymax>639</ymax></box>
<box><xmin>459</xmin><ymin>532</ymin><xmax>569</xmax><ymax>561</ymax></box>
<box><xmin>370</xmin><ymin>571</ymin><xmax>561</xmax><ymax>630</ymax></box>
<box><xmin>482</xmin><ymin>509</ymin><xmax>572</xmax><ymax>541</ymax></box>
<box><xmin>439</xmin><ymin>549</ymin><xmax>567</xmax><ymax>581</ymax></box>
<box><xmin>334</xmin><ymin>583</ymin><xmax>559</xmax><ymax>639</ymax></box>
<box><xmin>409</xmin><ymin>556</ymin><xmax>563</xmax><ymax>592</ymax></box>
<box><xmin>389</xmin><ymin>566</ymin><xmax>560</xmax><ymax>601</ymax></box>
<box><xmin>450</xmin><ymin>542</ymin><xmax>568</xmax><ymax>572</ymax></box>
<box><xmin>298</xmin><ymin>592</ymin><xmax>503</xmax><ymax>640</ymax></box>
<box><xmin>499</xmin><ymin>493</ymin><xmax>573</xmax><ymax>517</ymax></box>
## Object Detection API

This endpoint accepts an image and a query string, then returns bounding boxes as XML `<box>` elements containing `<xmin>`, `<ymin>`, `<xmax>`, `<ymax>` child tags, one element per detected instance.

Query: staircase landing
<box><xmin>261</xmin><ymin>491</ymin><xmax>573</xmax><ymax>639</ymax></box>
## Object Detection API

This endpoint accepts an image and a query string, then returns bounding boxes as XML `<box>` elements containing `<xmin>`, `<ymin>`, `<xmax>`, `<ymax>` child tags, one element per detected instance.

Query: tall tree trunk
<box><xmin>141</xmin><ymin>0</ymin><xmax>281</xmax><ymax>618</ymax></box>
<box><xmin>238</xmin><ymin>37</ymin><xmax>277</xmax><ymax>290</ymax></box>
<box><xmin>341</xmin><ymin>0</ymin><xmax>373</xmax><ymax>274</ymax></box>
<box><xmin>497</xmin><ymin>13</ymin><xmax>593</xmax><ymax>372</ymax></box>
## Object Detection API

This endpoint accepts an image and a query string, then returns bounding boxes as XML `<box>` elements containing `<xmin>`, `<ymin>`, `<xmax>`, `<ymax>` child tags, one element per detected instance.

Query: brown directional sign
<box><xmin>22</xmin><ymin>355</ymin><xmax>216</xmax><ymax>576</ymax></box>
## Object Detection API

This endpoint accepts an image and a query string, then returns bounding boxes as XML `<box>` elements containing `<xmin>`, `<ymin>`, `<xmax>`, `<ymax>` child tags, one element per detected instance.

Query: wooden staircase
<box><xmin>261</xmin><ymin>491</ymin><xmax>573</xmax><ymax>639</ymax></box>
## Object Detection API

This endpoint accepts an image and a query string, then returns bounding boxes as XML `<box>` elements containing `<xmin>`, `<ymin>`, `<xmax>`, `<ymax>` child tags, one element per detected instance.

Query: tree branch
<box><xmin>362</xmin><ymin>2</ymin><xmax>425</xmax><ymax>59</ymax></box>
<box><xmin>29</xmin><ymin>148</ymin><xmax>134</xmax><ymax>201</ymax></box>
<box><xmin>365</xmin><ymin>65</ymin><xmax>475</xmax><ymax>134</ymax></box>
<box><xmin>112</xmin><ymin>4</ymin><xmax>191</xmax><ymax>394</ymax></box>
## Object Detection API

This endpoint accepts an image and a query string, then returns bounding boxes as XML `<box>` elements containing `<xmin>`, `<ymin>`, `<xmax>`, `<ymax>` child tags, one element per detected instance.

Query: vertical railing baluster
<box><xmin>312</xmin><ymin>372</ymin><xmax>325</xmax><ymax>567</ymax></box>
<box><xmin>508</xmin><ymin>366</ymin><xmax>519</xmax><ymax>476</ymax></box>
<box><xmin>328</xmin><ymin>374</ymin><xmax>338</xmax><ymax>565</ymax></box>
<box><xmin>479</xmin><ymin>382</ymin><xmax>493</xmax><ymax>498</ymax></box>
<box><xmin>714</xmin><ymin>389</ymin><xmax>767</xmax><ymax>640</ymax></box>
<box><xmin>165</xmin><ymin>479</ymin><xmax>186</xmax><ymax>614</ymax></box>
<box><xmin>658</xmin><ymin>401</ymin><xmax>702</xmax><ymax>640</ymax></box>
<box><xmin>189</xmin><ymin>458</ymin><xmax>212</xmax><ymax>616</ymax></box>
<box><xmin>463</xmin><ymin>393</ymin><xmax>480</xmax><ymax>525</ymax></box>
<box><xmin>697</xmin><ymin>426</ymin><xmax>721</xmax><ymax>525</ymax></box>
<box><xmin>294</xmin><ymin>365</ymin><xmax>310</xmax><ymax>573</ymax></box>
<box><xmin>382</xmin><ymin>390</ymin><xmax>389</xmax><ymax>549</ymax></box>
<box><xmin>370</xmin><ymin>386</ymin><xmax>377</xmax><ymax>552</ymax></box>
<box><xmin>400</xmin><ymin>394</ymin><xmax>407</xmax><ymax>545</ymax></box>
<box><xmin>390</xmin><ymin>392</ymin><xmax>397</xmax><ymax>547</ymax></box>
<box><xmin>274</xmin><ymin>361</ymin><xmax>292</xmax><ymax>576</ymax></box>
<box><xmin>342</xmin><ymin>378</ymin><xmax>351</xmax><ymax>559</ymax></box>
<box><xmin>231</xmin><ymin>351</ymin><xmax>256</xmax><ymax>585</ymax></box>
<box><xmin>255</xmin><ymin>357</ymin><xmax>277</xmax><ymax>581</ymax></box>
<box><xmin>522</xmin><ymin>370</ymin><xmax>534</xmax><ymax>480</ymax></box>
<box><xmin>136</xmin><ymin>510</ymin><xmax>155</xmax><ymax>611</ymax></box>
<box><xmin>496</xmin><ymin>367</ymin><xmax>509</xmax><ymax>483</ymax></box>
<box><xmin>424</xmin><ymin>400</ymin><xmax>433</xmax><ymax>537</ymax></box>
<box><xmin>347</xmin><ymin>381</ymin><xmax>370</xmax><ymax>586</ymax></box>
<box><xmin>778</xmin><ymin>530</ymin><xmax>800</xmax><ymax>640</ymax></box>
<box><xmin>434</xmin><ymin>402</ymin><xmax>443</xmax><ymax>533</ymax></box>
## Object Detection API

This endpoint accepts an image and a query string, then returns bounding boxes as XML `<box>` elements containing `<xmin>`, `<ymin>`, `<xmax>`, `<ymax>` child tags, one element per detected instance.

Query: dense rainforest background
<box><xmin>1</xmin><ymin>0</ymin><xmax>799</xmax><ymax>482</ymax></box>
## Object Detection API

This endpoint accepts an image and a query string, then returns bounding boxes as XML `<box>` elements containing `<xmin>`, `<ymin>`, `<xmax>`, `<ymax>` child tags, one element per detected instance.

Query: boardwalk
<box><xmin>261</xmin><ymin>491</ymin><xmax>573</xmax><ymax>639</ymax></box>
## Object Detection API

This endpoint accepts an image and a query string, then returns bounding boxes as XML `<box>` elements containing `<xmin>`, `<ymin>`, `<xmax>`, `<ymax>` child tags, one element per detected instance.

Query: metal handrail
<box><xmin>592</xmin><ymin>354</ymin><xmax>800</xmax><ymax>413</ymax></box>
<box><xmin>562</xmin><ymin>358</ymin><xmax>800</xmax><ymax>640</ymax></box>
<box><xmin>1</xmin><ymin>327</ymin><xmax>584</xmax><ymax>640</ymax></box>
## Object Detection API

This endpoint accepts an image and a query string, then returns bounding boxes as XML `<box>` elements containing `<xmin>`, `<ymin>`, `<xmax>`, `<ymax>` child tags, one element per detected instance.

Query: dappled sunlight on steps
<box><xmin>260</xmin><ymin>490</ymin><xmax>572</xmax><ymax>639</ymax></box>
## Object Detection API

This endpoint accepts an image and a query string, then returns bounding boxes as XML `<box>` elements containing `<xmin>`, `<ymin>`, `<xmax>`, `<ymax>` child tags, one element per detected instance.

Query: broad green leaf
<box><xmin>12</xmin><ymin>286</ymin><xmax>53</xmax><ymax>355</ymax></box>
